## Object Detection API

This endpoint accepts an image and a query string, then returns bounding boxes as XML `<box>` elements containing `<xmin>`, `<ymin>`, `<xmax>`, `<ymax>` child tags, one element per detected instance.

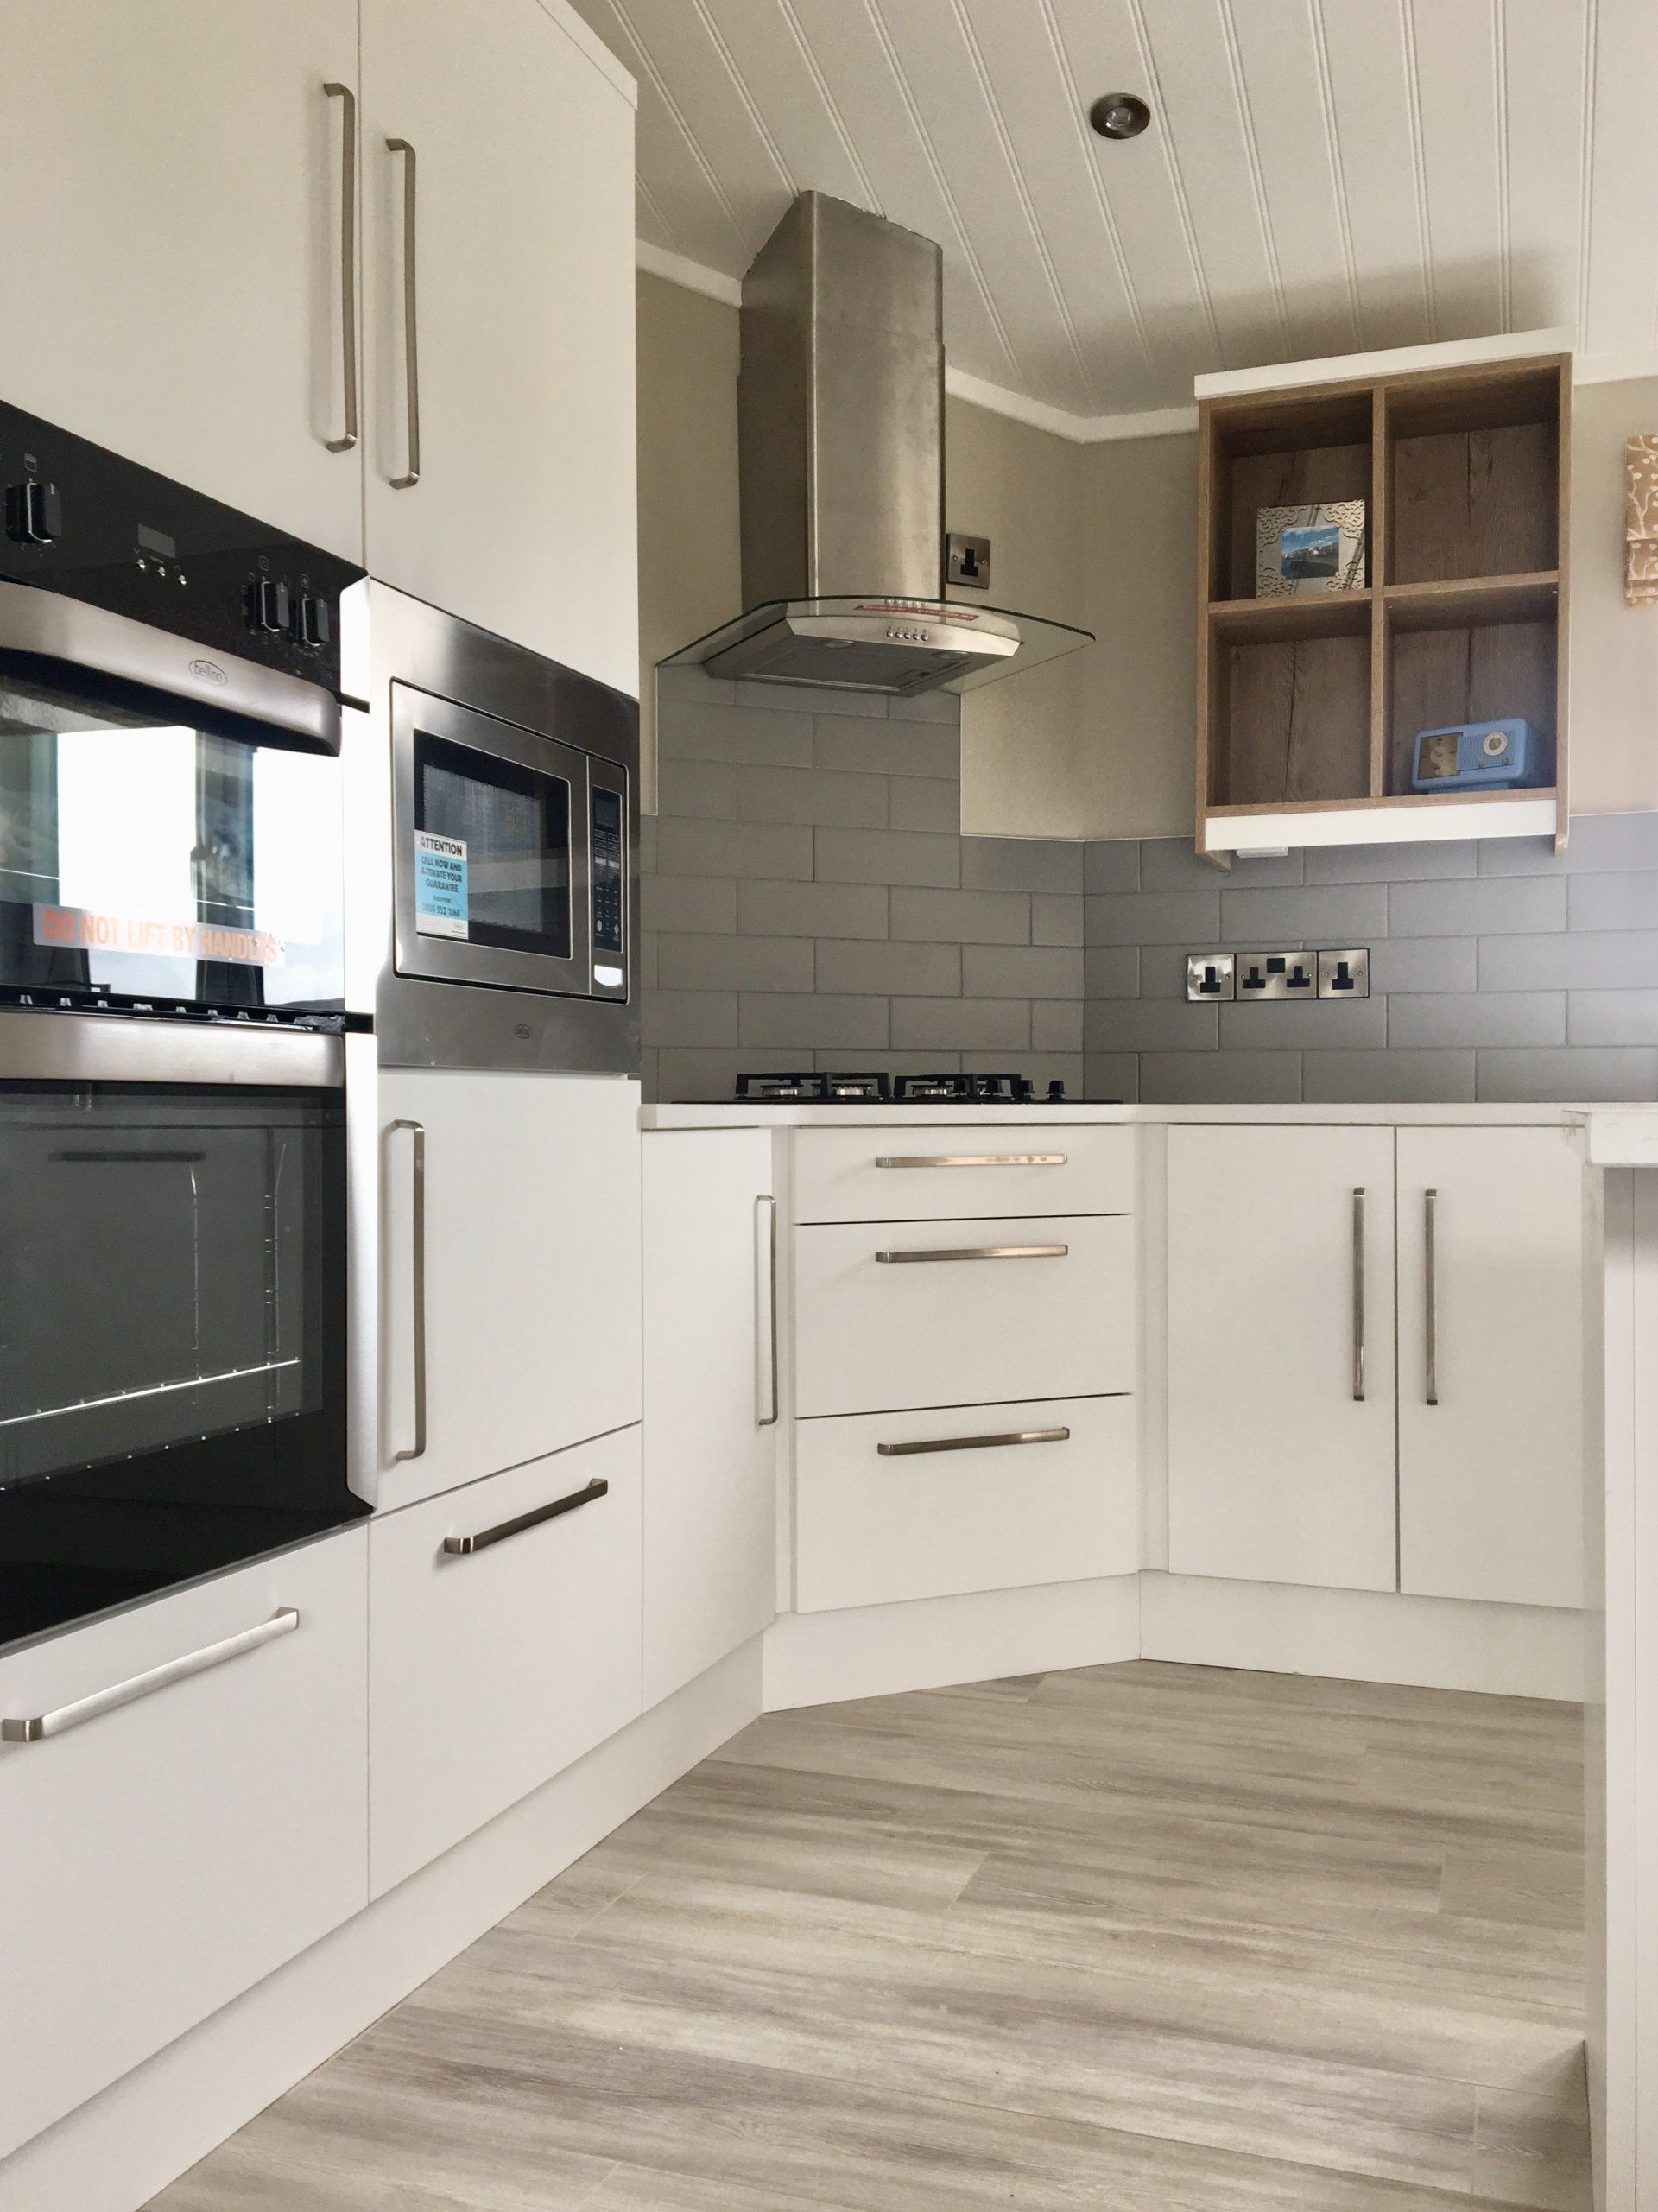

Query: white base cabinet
<box><xmin>377</xmin><ymin>1071</ymin><xmax>642</xmax><ymax>1508</ymax></box>
<box><xmin>795</xmin><ymin>1395</ymin><xmax>1138</xmax><ymax>1613</ymax></box>
<box><xmin>1395</xmin><ymin>1127</ymin><xmax>1585</xmax><ymax>1609</ymax></box>
<box><xmin>1167</xmin><ymin>1125</ymin><xmax>1399</xmax><ymax>1592</ymax></box>
<box><xmin>0</xmin><ymin>1528</ymin><xmax>368</xmax><ymax>2160</ymax></box>
<box><xmin>367</xmin><ymin>1424</ymin><xmax>642</xmax><ymax>1897</ymax></box>
<box><xmin>642</xmin><ymin>1131</ymin><xmax>778</xmax><ymax>1709</ymax></box>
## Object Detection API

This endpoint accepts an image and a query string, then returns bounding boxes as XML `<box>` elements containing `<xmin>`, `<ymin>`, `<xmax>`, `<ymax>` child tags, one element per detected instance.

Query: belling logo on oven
<box><xmin>188</xmin><ymin>657</ymin><xmax>229</xmax><ymax>685</ymax></box>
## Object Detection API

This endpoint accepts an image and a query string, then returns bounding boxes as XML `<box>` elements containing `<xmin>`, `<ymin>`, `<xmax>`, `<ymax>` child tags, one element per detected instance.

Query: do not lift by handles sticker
<box><xmin>414</xmin><ymin>832</ymin><xmax>468</xmax><ymax>939</ymax></box>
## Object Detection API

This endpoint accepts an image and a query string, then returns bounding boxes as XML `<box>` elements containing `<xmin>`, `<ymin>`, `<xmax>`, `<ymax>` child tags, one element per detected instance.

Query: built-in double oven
<box><xmin>0</xmin><ymin>399</ymin><xmax>367</xmax><ymax>1652</ymax></box>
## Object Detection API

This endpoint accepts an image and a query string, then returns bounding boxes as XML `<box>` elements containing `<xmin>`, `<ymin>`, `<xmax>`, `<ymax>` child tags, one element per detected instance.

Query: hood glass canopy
<box><xmin>661</xmin><ymin>596</ymin><xmax>1092</xmax><ymax>700</ymax></box>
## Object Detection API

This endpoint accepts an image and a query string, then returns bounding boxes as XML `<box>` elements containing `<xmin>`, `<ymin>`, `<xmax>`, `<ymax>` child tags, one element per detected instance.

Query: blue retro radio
<box><xmin>1408</xmin><ymin>718</ymin><xmax>1541</xmax><ymax>794</ymax></box>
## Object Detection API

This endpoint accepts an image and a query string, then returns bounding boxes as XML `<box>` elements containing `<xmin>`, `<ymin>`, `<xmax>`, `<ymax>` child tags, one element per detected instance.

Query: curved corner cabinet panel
<box><xmin>0</xmin><ymin>1527</ymin><xmax>368</xmax><ymax>2160</ymax></box>
<box><xmin>1166</xmin><ymin>1125</ymin><xmax>1399</xmax><ymax>1593</ymax></box>
<box><xmin>642</xmin><ymin>1131</ymin><xmax>778</xmax><ymax>1710</ymax></box>
<box><xmin>377</xmin><ymin>1069</ymin><xmax>642</xmax><ymax>1510</ymax></box>
<box><xmin>367</xmin><ymin>1424</ymin><xmax>642</xmax><ymax>1896</ymax></box>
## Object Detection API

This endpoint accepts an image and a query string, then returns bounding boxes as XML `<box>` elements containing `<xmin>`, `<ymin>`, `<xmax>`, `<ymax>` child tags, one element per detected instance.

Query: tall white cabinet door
<box><xmin>360</xmin><ymin>0</ymin><xmax>639</xmax><ymax>693</ymax></box>
<box><xmin>377</xmin><ymin>1069</ymin><xmax>642</xmax><ymax>1508</ymax></box>
<box><xmin>1167</xmin><ymin>1125</ymin><xmax>1398</xmax><ymax>1592</ymax></box>
<box><xmin>1396</xmin><ymin>1128</ymin><xmax>1585</xmax><ymax>1609</ymax></box>
<box><xmin>642</xmin><ymin>1131</ymin><xmax>777</xmax><ymax>1708</ymax></box>
<box><xmin>0</xmin><ymin>1</ymin><xmax>363</xmax><ymax>556</ymax></box>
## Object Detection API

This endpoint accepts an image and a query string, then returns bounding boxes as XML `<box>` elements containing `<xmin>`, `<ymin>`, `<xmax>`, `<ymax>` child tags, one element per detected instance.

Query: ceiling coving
<box><xmin>569</xmin><ymin>0</ymin><xmax>1658</xmax><ymax>428</ymax></box>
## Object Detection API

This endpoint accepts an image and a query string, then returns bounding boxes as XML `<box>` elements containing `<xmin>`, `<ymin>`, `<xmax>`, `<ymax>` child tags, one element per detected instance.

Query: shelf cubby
<box><xmin>1197</xmin><ymin>345</ymin><xmax>1569</xmax><ymax>858</ymax></box>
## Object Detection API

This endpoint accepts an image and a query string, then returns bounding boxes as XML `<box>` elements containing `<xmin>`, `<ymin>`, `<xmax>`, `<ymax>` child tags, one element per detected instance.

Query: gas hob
<box><xmin>734</xmin><ymin>1071</ymin><xmax>1076</xmax><ymax>1104</ymax></box>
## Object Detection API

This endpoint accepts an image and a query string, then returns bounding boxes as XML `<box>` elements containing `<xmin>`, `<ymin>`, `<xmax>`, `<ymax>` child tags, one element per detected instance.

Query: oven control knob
<box><xmin>295</xmin><ymin>593</ymin><xmax>331</xmax><ymax>649</ymax></box>
<box><xmin>5</xmin><ymin>478</ymin><xmax>61</xmax><ymax>545</ymax></box>
<box><xmin>253</xmin><ymin>577</ymin><xmax>291</xmax><ymax>634</ymax></box>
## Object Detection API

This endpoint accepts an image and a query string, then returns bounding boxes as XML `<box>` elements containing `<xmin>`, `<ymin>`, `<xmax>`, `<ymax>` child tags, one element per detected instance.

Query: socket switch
<box><xmin>1186</xmin><ymin>951</ymin><xmax>1236</xmax><ymax>1002</ymax></box>
<box><xmin>1317</xmin><ymin>947</ymin><xmax>1370</xmax><ymax>999</ymax></box>
<box><xmin>1235</xmin><ymin>949</ymin><xmax>1317</xmax><ymax>1000</ymax></box>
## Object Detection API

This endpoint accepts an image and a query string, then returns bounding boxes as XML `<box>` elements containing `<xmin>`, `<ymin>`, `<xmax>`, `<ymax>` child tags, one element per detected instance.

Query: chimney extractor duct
<box><xmin>663</xmin><ymin>193</ymin><xmax>1092</xmax><ymax>698</ymax></box>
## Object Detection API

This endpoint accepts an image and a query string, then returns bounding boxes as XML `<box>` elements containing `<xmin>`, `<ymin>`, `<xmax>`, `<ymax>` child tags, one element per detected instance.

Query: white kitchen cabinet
<box><xmin>793</xmin><ymin>1213</ymin><xmax>1136</xmax><ymax>1418</ymax></box>
<box><xmin>642</xmin><ymin>1131</ymin><xmax>778</xmax><ymax>1709</ymax></box>
<box><xmin>1167</xmin><ymin>1125</ymin><xmax>1398</xmax><ymax>1593</ymax></box>
<box><xmin>0</xmin><ymin>1</ymin><xmax>364</xmax><ymax>559</ymax></box>
<box><xmin>377</xmin><ymin>1069</ymin><xmax>642</xmax><ymax>1508</ymax></box>
<box><xmin>1395</xmin><ymin>1128</ymin><xmax>1585</xmax><ymax>1609</ymax></box>
<box><xmin>368</xmin><ymin>1424</ymin><xmax>642</xmax><ymax>1894</ymax></box>
<box><xmin>794</xmin><ymin>1125</ymin><xmax>1135</xmax><ymax>1224</ymax></box>
<box><xmin>795</xmin><ymin>1394</ymin><xmax>1138</xmax><ymax>1613</ymax></box>
<box><xmin>0</xmin><ymin>1527</ymin><xmax>368</xmax><ymax>2158</ymax></box>
<box><xmin>360</xmin><ymin>0</ymin><xmax>638</xmax><ymax>691</ymax></box>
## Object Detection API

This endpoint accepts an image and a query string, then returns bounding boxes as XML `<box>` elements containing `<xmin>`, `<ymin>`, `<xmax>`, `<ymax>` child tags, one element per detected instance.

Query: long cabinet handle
<box><xmin>876</xmin><ymin>1243</ymin><xmax>1068</xmax><ymax>1264</ymax></box>
<box><xmin>756</xmin><ymin>1194</ymin><xmax>779</xmax><ymax>1428</ymax></box>
<box><xmin>322</xmin><ymin>82</ymin><xmax>359</xmax><ymax>453</ymax></box>
<box><xmin>442</xmin><ymin>1478</ymin><xmax>609</xmax><ymax>1556</ymax></box>
<box><xmin>1</xmin><ymin>1609</ymin><xmax>299</xmax><ymax>1745</ymax></box>
<box><xmin>1351</xmin><ymin>1186</ymin><xmax>1365</xmax><ymax>1403</ymax></box>
<box><xmin>874</xmin><ymin>1153</ymin><xmax>1067</xmax><ymax>1169</ymax></box>
<box><xmin>878</xmin><ymin>1426</ymin><xmax>1070</xmax><ymax>1459</ymax></box>
<box><xmin>386</xmin><ymin>136</ymin><xmax>421</xmax><ymax>488</ymax></box>
<box><xmin>1424</xmin><ymin>1188</ymin><xmax>1440</xmax><ymax>1406</ymax></box>
<box><xmin>388</xmin><ymin>1119</ymin><xmax>427</xmax><ymax>1461</ymax></box>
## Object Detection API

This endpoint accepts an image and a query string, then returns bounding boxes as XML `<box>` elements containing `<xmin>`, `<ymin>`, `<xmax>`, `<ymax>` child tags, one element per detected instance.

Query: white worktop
<box><xmin>642</xmin><ymin>1100</ymin><xmax>1595</xmax><ymax>1131</ymax></box>
<box><xmin>1570</xmin><ymin>1106</ymin><xmax>1658</xmax><ymax>1165</ymax></box>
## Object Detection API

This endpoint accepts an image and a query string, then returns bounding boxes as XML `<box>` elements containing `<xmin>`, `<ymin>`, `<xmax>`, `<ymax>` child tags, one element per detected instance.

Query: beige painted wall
<box><xmin>634</xmin><ymin>269</ymin><xmax>1654</xmax><ymax>836</ymax></box>
<box><xmin>1569</xmin><ymin>375</ymin><xmax>1658</xmax><ymax>816</ymax></box>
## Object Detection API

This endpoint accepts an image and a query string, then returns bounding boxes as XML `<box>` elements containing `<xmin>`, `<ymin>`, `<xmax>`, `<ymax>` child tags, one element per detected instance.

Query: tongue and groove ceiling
<box><xmin>566</xmin><ymin>0</ymin><xmax>1658</xmax><ymax>428</ymax></box>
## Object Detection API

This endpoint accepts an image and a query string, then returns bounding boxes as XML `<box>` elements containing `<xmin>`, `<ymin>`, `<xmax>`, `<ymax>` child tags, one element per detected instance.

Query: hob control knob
<box><xmin>5</xmin><ymin>479</ymin><xmax>61</xmax><ymax>545</ymax></box>
<box><xmin>253</xmin><ymin>578</ymin><xmax>291</xmax><ymax>634</ymax></box>
<box><xmin>295</xmin><ymin>593</ymin><xmax>331</xmax><ymax>648</ymax></box>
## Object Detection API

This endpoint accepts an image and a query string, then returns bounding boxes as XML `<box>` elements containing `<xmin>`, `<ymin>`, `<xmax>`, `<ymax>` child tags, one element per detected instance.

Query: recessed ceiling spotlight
<box><xmin>1089</xmin><ymin>92</ymin><xmax>1150</xmax><ymax>141</ymax></box>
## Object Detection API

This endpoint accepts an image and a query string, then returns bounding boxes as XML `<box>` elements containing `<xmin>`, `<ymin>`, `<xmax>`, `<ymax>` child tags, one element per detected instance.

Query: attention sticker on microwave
<box><xmin>414</xmin><ymin>832</ymin><xmax>468</xmax><ymax>940</ymax></box>
<box><xmin>33</xmin><ymin>904</ymin><xmax>284</xmax><ymax>967</ymax></box>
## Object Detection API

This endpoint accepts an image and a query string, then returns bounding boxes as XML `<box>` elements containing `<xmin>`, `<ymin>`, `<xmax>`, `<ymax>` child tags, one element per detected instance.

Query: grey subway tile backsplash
<box><xmin>643</xmin><ymin>661</ymin><xmax>1658</xmax><ymax>1105</ymax></box>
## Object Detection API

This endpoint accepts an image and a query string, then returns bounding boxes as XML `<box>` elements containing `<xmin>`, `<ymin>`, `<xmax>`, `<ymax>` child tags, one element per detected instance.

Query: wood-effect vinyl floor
<box><xmin>149</xmin><ymin>1659</ymin><xmax>1589</xmax><ymax>2212</ymax></box>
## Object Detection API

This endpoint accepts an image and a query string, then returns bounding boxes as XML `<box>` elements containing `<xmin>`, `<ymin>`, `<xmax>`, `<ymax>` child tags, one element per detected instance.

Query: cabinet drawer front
<box><xmin>0</xmin><ymin>1529</ymin><xmax>368</xmax><ymax>2158</ymax></box>
<box><xmin>793</xmin><ymin>1214</ymin><xmax>1136</xmax><ymax>1417</ymax></box>
<box><xmin>368</xmin><ymin>1425</ymin><xmax>642</xmax><ymax>1896</ymax></box>
<box><xmin>795</xmin><ymin>1395</ymin><xmax>1138</xmax><ymax>1612</ymax></box>
<box><xmin>794</xmin><ymin>1125</ymin><xmax>1133</xmax><ymax>1223</ymax></box>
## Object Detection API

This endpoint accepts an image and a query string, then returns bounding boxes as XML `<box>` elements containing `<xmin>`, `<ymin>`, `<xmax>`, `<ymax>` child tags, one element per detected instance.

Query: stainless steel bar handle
<box><xmin>322</xmin><ymin>82</ymin><xmax>359</xmax><ymax>452</ymax></box>
<box><xmin>756</xmin><ymin>1194</ymin><xmax>779</xmax><ymax>1428</ymax></box>
<box><xmin>387</xmin><ymin>136</ymin><xmax>421</xmax><ymax>488</ymax></box>
<box><xmin>874</xmin><ymin>1153</ymin><xmax>1067</xmax><ymax>1169</ymax></box>
<box><xmin>389</xmin><ymin>1119</ymin><xmax>427</xmax><ymax>1461</ymax></box>
<box><xmin>1</xmin><ymin>1610</ymin><xmax>299</xmax><ymax>1745</ymax></box>
<box><xmin>878</xmin><ymin>1427</ymin><xmax>1070</xmax><ymax>1459</ymax></box>
<box><xmin>1351</xmin><ymin>1186</ymin><xmax>1365</xmax><ymax>1403</ymax></box>
<box><xmin>1425</xmin><ymin>1188</ymin><xmax>1440</xmax><ymax>1406</ymax></box>
<box><xmin>876</xmin><ymin>1243</ymin><xmax>1068</xmax><ymax>1264</ymax></box>
<box><xmin>442</xmin><ymin>1478</ymin><xmax>609</xmax><ymax>1556</ymax></box>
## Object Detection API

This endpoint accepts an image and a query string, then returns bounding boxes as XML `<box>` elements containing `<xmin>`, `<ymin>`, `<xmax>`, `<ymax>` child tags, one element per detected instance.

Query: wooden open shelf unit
<box><xmin>1196</xmin><ymin>350</ymin><xmax>1570</xmax><ymax>859</ymax></box>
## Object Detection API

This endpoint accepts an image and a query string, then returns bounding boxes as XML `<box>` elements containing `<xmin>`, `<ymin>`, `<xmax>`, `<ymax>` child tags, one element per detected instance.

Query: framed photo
<box><xmin>1256</xmin><ymin>500</ymin><xmax>1367</xmax><ymax>598</ymax></box>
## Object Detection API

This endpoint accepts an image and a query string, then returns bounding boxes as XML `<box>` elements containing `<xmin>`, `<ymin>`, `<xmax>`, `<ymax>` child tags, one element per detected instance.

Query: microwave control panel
<box><xmin>591</xmin><ymin>783</ymin><xmax>626</xmax><ymax>992</ymax></box>
<box><xmin>0</xmin><ymin>398</ymin><xmax>363</xmax><ymax>695</ymax></box>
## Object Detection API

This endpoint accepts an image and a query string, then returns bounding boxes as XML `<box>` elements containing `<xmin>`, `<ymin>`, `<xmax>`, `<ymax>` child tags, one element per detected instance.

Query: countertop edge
<box><xmin>641</xmin><ymin>1100</ymin><xmax>1617</xmax><ymax>1131</ymax></box>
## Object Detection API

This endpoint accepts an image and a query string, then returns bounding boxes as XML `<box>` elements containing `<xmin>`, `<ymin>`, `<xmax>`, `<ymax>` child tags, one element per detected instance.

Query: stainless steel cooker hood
<box><xmin>663</xmin><ymin>193</ymin><xmax>1091</xmax><ymax>699</ymax></box>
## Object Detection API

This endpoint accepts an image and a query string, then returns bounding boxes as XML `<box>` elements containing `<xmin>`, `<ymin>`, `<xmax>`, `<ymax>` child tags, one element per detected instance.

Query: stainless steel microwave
<box><xmin>345</xmin><ymin>584</ymin><xmax>639</xmax><ymax>1076</ymax></box>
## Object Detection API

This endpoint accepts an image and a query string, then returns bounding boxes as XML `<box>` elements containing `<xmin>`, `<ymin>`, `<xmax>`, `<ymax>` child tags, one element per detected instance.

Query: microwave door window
<box><xmin>414</xmin><ymin>732</ymin><xmax>572</xmax><ymax>959</ymax></box>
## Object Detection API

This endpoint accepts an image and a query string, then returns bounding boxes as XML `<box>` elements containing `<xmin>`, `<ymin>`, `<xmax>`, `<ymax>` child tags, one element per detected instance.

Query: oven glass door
<box><xmin>0</xmin><ymin>1081</ymin><xmax>358</xmax><ymax>1651</ymax></box>
<box><xmin>0</xmin><ymin>671</ymin><xmax>344</xmax><ymax>1018</ymax></box>
<box><xmin>391</xmin><ymin>686</ymin><xmax>592</xmax><ymax>997</ymax></box>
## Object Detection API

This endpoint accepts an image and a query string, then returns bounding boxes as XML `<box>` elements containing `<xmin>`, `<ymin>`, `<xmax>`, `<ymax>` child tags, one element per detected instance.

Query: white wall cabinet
<box><xmin>1395</xmin><ymin>1128</ymin><xmax>1585</xmax><ymax>1609</ymax></box>
<box><xmin>642</xmin><ymin>1131</ymin><xmax>778</xmax><ymax>1709</ymax></box>
<box><xmin>0</xmin><ymin>1527</ymin><xmax>368</xmax><ymax>2159</ymax></box>
<box><xmin>0</xmin><ymin>0</ymin><xmax>364</xmax><ymax>559</ymax></box>
<box><xmin>377</xmin><ymin>1069</ymin><xmax>642</xmax><ymax>1509</ymax></box>
<box><xmin>1167</xmin><ymin>1125</ymin><xmax>1399</xmax><ymax>1593</ymax></box>
<box><xmin>367</xmin><ymin>1424</ymin><xmax>642</xmax><ymax>1895</ymax></box>
<box><xmin>359</xmin><ymin>0</ymin><xmax>638</xmax><ymax>690</ymax></box>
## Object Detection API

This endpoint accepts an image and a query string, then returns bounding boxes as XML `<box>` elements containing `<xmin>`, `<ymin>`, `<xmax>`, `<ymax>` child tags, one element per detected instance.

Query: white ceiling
<box><xmin>565</xmin><ymin>0</ymin><xmax>1658</xmax><ymax>428</ymax></box>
